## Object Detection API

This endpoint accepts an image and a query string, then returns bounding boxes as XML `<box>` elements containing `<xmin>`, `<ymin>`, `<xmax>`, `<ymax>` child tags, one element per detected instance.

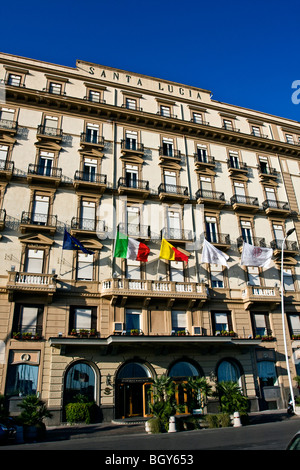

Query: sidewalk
<box><xmin>44</xmin><ymin>409</ymin><xmax>300</xmax><ymax>443</ymax></box>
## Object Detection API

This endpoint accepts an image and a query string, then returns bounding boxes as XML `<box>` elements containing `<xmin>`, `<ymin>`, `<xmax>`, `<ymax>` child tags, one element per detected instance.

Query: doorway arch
<box><xmin>115</xmin><ymin>361</ymin><xmax>153</xmax><ymax>419</ymax></box>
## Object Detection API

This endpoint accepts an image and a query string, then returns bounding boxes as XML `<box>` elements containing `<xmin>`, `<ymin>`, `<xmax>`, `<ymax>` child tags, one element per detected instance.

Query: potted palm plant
<box><xmin>18</xmin><ymin>394</ymin><xmax>52</xmax><ymax>442</ymax></box>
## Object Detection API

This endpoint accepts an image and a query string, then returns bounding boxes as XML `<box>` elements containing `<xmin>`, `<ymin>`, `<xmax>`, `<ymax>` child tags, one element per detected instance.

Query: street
<box><xmin>1</xmin><ymin>417</ymin><xmax>300</xmax><ymax>452</ymax></box>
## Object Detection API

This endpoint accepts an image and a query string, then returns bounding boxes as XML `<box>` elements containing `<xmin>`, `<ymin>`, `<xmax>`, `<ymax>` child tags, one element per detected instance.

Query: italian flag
<box><xmin>114</xmin><ymin>231</ymin><xmax>150</xmax><ymax>262</ymax></box>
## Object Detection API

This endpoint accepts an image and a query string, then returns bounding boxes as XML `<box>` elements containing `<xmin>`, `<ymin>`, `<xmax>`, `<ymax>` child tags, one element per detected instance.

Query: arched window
<box><xmin>117</xmin><ymin>362</ymin><xmax>152</xmax><ymax>379</ymax></box>
<box><xmin>64</xmin><ymin>362</ymin><xmax>96</xmax><ymax>404</ymax></box>
<box><xmin>168</xmin><ymin>360</ymin><xmax>201</xmax><ymax>414</ymax></box>
<box><xmin>169</xmin><ymin>361</ymin><xmax>199</xmax><ymax>378</ymax></box>
<box><xmin>217</xmin><ymin>360</ymin><xmax>240</xmax><ymax>383</ymax></box>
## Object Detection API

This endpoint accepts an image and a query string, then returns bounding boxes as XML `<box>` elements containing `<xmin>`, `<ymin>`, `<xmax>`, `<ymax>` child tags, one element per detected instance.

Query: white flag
<box><xmin>241</xmin><ymin>242</ymin><xmax>273</xmax><ymax>267</ymax></box>
<box><xmin>201</xmin><ymin>239</ymin><xmax>229</xmax><ymax>267</ymax></box>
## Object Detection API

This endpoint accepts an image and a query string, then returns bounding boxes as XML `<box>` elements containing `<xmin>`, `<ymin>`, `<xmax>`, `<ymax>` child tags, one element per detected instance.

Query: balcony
<box><xmin>194</xmin><ymin>153</ymin><xmax>215</xmax><ymax>170</ymax></box>
<box><xmin>158</xmin><ymin>147</ymin><xmax>182</xmax><ymax>163</ymax></box>
<box><xmin>36</xmin><ymin>124</ymin><xmax>63</xmax><ymax>143</ymax></box>
<box><xmin>195</xmin><ymin>188</ymin><xmax>225</xmax><ymax>209</ymax></box>
<box><xmin>27</xmin><ymin>164</ymin><xmax>62</xmax><ymax>187</ymax></box>
<box><xmin>0</xmin><ymin>119</ymin><xmax>18</xmax><ymax>136</ymax></box>
<box><xmin>242</xmin><ymin>285</ymin><xmax>281</xmax><ymax>310</ymax></box>
<box><xmin>118</xmin><ymin>222</ymin><xmax>150</xmax><ymax>239</ymax></box>
<box><xmin>257</xmin><ymin>164</ymin><xmax>277</xmax><ymax>182</ymax></box>
<box><xmin>227</xmin><ymin>160</ymin><xmax>248</xmax><ymax>175</ymax></box>
<box><xmin>80</xmin><ymin>133</ymin><xmax>105</xmax><ymax>151</ymax></box>
<box><xmin>120</xmin><ymin>139</ymin><xmax>144</xmax><ymax>157</ymax></box>
<box><xmin>101</xmin><ymin>278</ymin><xmax>208</xmax><ymax>308</ymax></box>
<box><xmin>0</xmin><ymin>209</ymin><xmax>6</xmax><ymax>231</ymax></box>
<box><xmin>73</xmin><ymin>170</ymin><xmax>107</xmax><ymax>194</ymax></box>
<box><xmin>71</xmin><ymin>217</ymin><xmax>105</xmax><ymax>236</ymax></box>
<box><xmin>20</xmin><ymin>212</ymin><xmax>57</xmax><ymax>234</ymax></box>
<box><xmin>262</xmin><ymin>200</ymin><xmax>291</xmax><ymax>217</ymax></box>
<box><xmin>270</xmin><ymin>239</ymin><xmax>299</xmax><ymax>256</ymax></box>
<box><xmin>237</xmin><ymin>236</ymin><xmax>267</xmax><ymax>251</ymax></box>
<box><xmin>7</xmin><ymin>271</ymin><xmax>57</xmax><ymax>300</ymax></box>
<box><xmin>0</xmin><ymin>160</ymin><xmax>14</xmax><ymax>181</ymax></box>
<box><xmin>118</xmin><ymin>177</ymin><xmax>150</xmax><ymax>199</ymax></box>
<box><xmin>161</xmin><ymin>227</ymin><xmax>193</xmax><ymax>243</ymax></box>
<box><xmin>231</xmin><ymin>195</ymin><xmax>259</xmax><ymax>213</ymax></box>
<box><xmin>205</xmin><ymin>232</ymin><xmax>230</xmax><ymax>251</ymax></box>
<box><xmin>158</xmin><ymin>183</ymin><xmax>189</xmax><ymax>203</ymax></box>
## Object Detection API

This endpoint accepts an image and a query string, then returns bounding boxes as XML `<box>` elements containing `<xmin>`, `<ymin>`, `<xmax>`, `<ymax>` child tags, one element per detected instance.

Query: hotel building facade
<box><xmin>0</xmin><ymin>52</ymin><xmax>299</xmax><ymax>424</ymax></box>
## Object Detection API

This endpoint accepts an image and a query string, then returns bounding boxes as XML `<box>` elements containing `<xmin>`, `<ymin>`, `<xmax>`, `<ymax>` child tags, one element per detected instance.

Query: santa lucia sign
<box><xmin>77</xmin><ymin>60</ymin><xmax>211</xmax><ymax>102</ymax></box>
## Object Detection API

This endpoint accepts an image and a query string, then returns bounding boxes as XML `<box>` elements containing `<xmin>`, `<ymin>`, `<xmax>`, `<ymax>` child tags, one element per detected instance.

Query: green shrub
<box><xmin>204</xmin><ymin>413</ymin><xmax>232</xmax><ymax>428</ymax></box>
<box><xmin>218</xmin><ymin>412</ymin><xmax>231</xmax><ymax>428</ymax></box>
<box><xmin>204</xmin><ymin>414</ymin><xmax>220</xmax><ymax>428</ymax></box>
<box><xmin>65</xmin><ymin>402</ymin><xmax>95</xmax><ymax>424</ymax></box>
<box><xmin>18</xmin><ymin>394</ymin><xmax>52</xmax><ymax>426</ymax></box>
<box><xmin>148</xmin><ymin>417</ymin><xmax>163</xmax><ymax>433</ymax></box>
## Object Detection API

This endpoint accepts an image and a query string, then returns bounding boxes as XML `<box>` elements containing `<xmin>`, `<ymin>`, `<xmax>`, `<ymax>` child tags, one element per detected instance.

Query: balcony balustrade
<box><xmin>37</xmin><ymin>124</ymin><xmax>63</xmax><ymax>140</ymax></box>
<box><xmin>231</xmin><ymin>194</ymin><xmax>259</xmax><ymax>212</ymax></box>
<box><xmin>73</xmin><ymin>170</ymin><xmax>107</xmax><ymax>193</ymax></box>
<box><xmin>80</xmin><ymin>133</ymin><xmax>105</xmax><ymax>147</ymax></box>
<box><xmin>7</xmin><ymin>272</ymin><xmax>57</xmax><ymax>298</ymax></box>
<box><xmin>0</xmin><ymin>159</ymin><xmax>14</xmax><ymax>181</ymax></box>
<box><xmin>262</xmin><ymin>200</ymin><xmax>291</xmax><ymax>217</ymax></box>
<box><xmin>194</xmin><ymin>153</ymin><xmax>215</xmax><ymax>168</ymax></box>
<box><xmin>71</xmin><ymin>217</ymin><xmax>105</xmax><ymax>234</ymax></box>
<box><xmin>237</xmin><ymin>236</ymin><xmax>267</xmax><ymax>249</ymax></box>
<box><xmin>195</xmin><ymin>188</ymin><xmax>225</xmax><ymax>209</ymax></box>
<box><xmin>120</xmin><ymin>139</ymin><xmax>144</xmax><ymax>154</ymax></box>
<box><xmin>118</xmin><ymin>177</ymin><xmax>150</xmax><ymax>198</ymax></box>
<box><xmin>161</xmin><ymin>227</ymin><xmax>193</xmax><ymax>242</ymax></box>
<box><xmin>158</xmin><ymin>183</ymin><xmax>189</xmax><ymax>203</ymax></box>
<box><xmin>242</xmin><ymin>285</ymin><xmax>281</xmax><ymax>310</ymax></box>
<box><xmin>0</xmin><ymin>119</ymin><xmax>18</xmax><ymax>133</ymax></box>
<box><xmin>158</xmin><ymin>147</ymin><xmax>181</xmax><ymax>161</ymax></box>
<box><xmin>20</xmin><ymin>211</ymin><xmax>57</xmax><ymax>234</ymax></box>
<box><xmin>118</xmin><ymin>222</ymin><xmax>150</xmax><ymax>239</ymax></box>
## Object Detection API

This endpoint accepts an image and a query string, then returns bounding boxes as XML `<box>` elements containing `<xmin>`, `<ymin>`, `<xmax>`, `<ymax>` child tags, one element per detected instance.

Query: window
<box><xmin>25</xmin><ymin>249</ymin><xmax>44</xmax><ymax>273</ymax></box>
<box><xmin>126</xmin><ymin>259</ymin><xmax>141</xmax><ymax>279</ymax></box>
<box><xmin>289</xmin><ymin>314</ymin><xmax>300</xmax><ymax>336</ymax></box>
<box><xmin>171</xmin><ymin>310</ymin><xmax>187</xmax><ymax>333</ymax></box>
<box><xmin>80</xmin><ymin>200</ymin><xmax>96</xmax><ymax>230</ymax></box>
<box><xmin>7</xmin><ymin>74</ymin><xmax>21</xmax><ymax>86</ymax></box>
<box><xmin>241</xmin><ymin>220</ymin><xmax>253</xmax><ymax>244</ymax></box>
<box><xmin>125</xmin><ymin>309</ymin><xmax>141</xmax><ymax>332</ymax></box>
<box><xmin>217</xmin><ymin>360</ymin><xmax>240</xmax><ymax>383</ymax></box>
<box><xmin>192</xmin><ymin>112</ymin><xmax>203</xmax><ymax>124</ymax></box>
<box><xmin>0</xmin><ymin>107</ymin><xmax>15</xmax><ymax>127</ymax></box>
<box><xmin>6</xmin><ymin>363</ymin><xmax>39</xmax><ymax>397</ymax></box>
<box><xmin>205</xmin><ymin>216</ymin><xmax>218</xmax><ymax>243</ymax></box>
<box><xmin>69</xmin><ymin>307</ymin><xmax>96</xmax><ymax>333</ymax></box>
<box><xmin>49</xmin><ymin>82</ymin><xmax>62</xmax><ymax>94</ymax></box>
<box><xmin>247</xmin><ymin>267</ymin><xmax>260</xmax><ymax>286</ymax></box>
<box><xmin>234</xmin><ymin>182</ymin><xmax>246</xmax><ymax>203</ymax></box>
<box><xmin>77</xmin><ymin>253</ymin><xmax>94</xmax><ymax>281</ymax></box>
<box><xmin>0</xmin><ymin>145</ymin><xmax>9</xmax><ymax>167</ymax></box>
<box><xmin>162</xmin><ymin>138</ymin><xmax>174</xmax><ymax>156</ymax></box>
<box><xmin>253</xmin><ymin>313</ymin><xmax>270</xmax><ymax>337</ymax></box>
<box><xmin>283</xmin><ymin>268</ymin><xmax>295</xmax><ymax>291</ymax></box>
<box><xmin>38</xmin><ymin>151</ymin><xmax>54</xmax><ymax>176</ymax></box>
<box><xmin>252</xmin><ymin>126</ymin><xmax>261</xmax><ymax>137</ymax></box>
<box><xmin>196</xmin><ymin>144</ymin><xmax>208</xmax><ymax>162</ymax></box>
<box><xmin>223</xmin><ymin>119</ymin><xmax>233</xmax><ymax>130</ymax></box>
<box><xmin>126</xmin><ymin>206</ymin><xmax>140</xmax><ymax>231</ymax></box>
<box><xmin>265</xmin><ymin>187</ymin><xmax>277</xmax><ymax>207</ymax></box>
<box><xmin>88</xmin><ymin>90</ymin><xmax>100</xmax><ymax>102</ymax></box>
<box><xmin>43</xmin><ymin>115</ymin><xmax>59</xmax><ymax>135</ymax></box>
<box><xmin>170</xmin><ymin>261</ymin><xmax>184</xmax><ymax>282</ymax></box>
<box><xmin>125</xmin><ymin>130</ymin><xmax>138</xmax><ymax>150</ymax></box>
<box><xmin>259</xmin><ymin>156</ymin><xmax>269</xmax><ymax>174</ymax></box>
<box><xmin>229</xmin><ymin>151</ymin><xmax>240</xmax><ymax>168</ymax></box>
<box><xmin>200</xmin><ymin>176</ymin><xmax>212</xmax><ymax>193</ymax></box>
<box><xmin>13</xmin><ymin>304</ymin><xmax>43</xmax><ymax>336</ymax></box>
<box><xmin>285</xmin><ymin>134</ymin><xmax>294</xmax><ymax>144</ymax></box>
<box><xmin>125</xmin><ymin>98</ymin><xmax>137</xmax><ymax>110</ymax></box>
<box><xmin>167</xmin><ymin>209</ymin><xmax>181</xmax><ymax>236</ymax></box>
<box><xmin>257</xmin><ymin>361</ymin><xmax>277</xmax><ymax>387</ymax></box>
<box><xmin>64</xmin><ymin>362</ymin><xmax>96</xmax><ymax>404</ymax></box>
<box><xmin>83</xmin><ymin>158</ymin><xmax>97</xmax><ymax>182</ymax></box>
<box><xmin>32</xmin><ymin>195</ymin><xmax>49</xmax><ymax>225</ymax></box>
<box><xmin>86</xmin><ymin>123</ymin><xmax>99</xmax><ymax>143</ymax></box>
<box><xmin>160</xmin><ymin>105</ymin><xmax>171</xmax><ymax>117</ymax></box>
<box><xmin>125</xmin><ymin>164</ymin><xmax>138</xmax><ymax>188</ymax></box>
<box><xmin>164</xmin><ymin>171</ymin><xmax>177</xmax><ymax>191</ymax></box>
<box><xmin>211</xmin><ymin>266</ymin><xmax>224</xmax><ymax>288</ymax></box>
<box><xmin>273</xmin><ymin>224</ymin><xmax>284</xmax><ymax>248</ymax></box>
<box><xmin>214</xmin><ymin>312</ymin><xmax>231</xmax><ymax>333</ymax></box>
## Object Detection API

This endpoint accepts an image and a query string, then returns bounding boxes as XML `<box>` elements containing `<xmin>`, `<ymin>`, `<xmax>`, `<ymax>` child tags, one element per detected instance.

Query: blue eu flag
<box><xmin>63</xmin><ymin>230</ymin><xmax>94</xmax><ymax>255</ymax></box>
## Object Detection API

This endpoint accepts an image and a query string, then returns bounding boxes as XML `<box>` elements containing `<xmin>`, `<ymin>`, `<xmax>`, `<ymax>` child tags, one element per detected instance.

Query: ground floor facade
<box><xmin>1</xmin><ymin>289</ymin><xmax>300</xmax><ymax>425</ymax></box>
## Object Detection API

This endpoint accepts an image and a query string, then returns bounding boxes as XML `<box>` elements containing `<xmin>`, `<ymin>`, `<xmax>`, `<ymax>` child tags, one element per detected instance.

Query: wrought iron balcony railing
<box><xmin>0</xmin><ymin>119</ymin><xmax>18</xmax><ymax>130</ymax></box>
<box><xmin>262</xmin><ymin>200</ymin><xmax>290</xmax><ymax>211</ymax></box>
<box><xmin>158</xmin><ymin>183</ymin><xmax>189</xmax><ymax>196</ymax></box>
<box><xmin>0</xmin><ymin>160</ymin><xmax>14</xmax><ymax>172</ymax></box>
<box><xmin>21</xmin><ymin>211</ymin><xmax>57</xmax><ymax>227</ymax></box>
<box><xmin>37</xmin><ymin>125</ymin><xmax>63</xmax><ymax>138</ymax></box>
<box><xmin>71</xmin><ymin>217</ymin><xmax>105</xmax><ymax>232</ymax></box>
<box><xmin>28</xmin><ymin>163</ymin><xmax>62</xmax><ymax>178</ymax></box>
<box><xmin>270</xmin><ymin>239</ymin><xmax>298</xmax><ymax>252</ymax></box>
<box><xmin>158</xmin><ymin>147</ymin><xmax>181</xmax><ymax>159</ymax></box>
<box><xmin>121</xmin><ymin>140</ymin><xmax>144</xmax><ymax>153</ymax></box>
<box><xmin>205</xmin><ymin>232</ymin><xmax>230</xmax><ymax>245</ymax></box>
<box><xmin>161</xmin><ymin>227</ymin><xmax>193</xmax><ymax>241</ymax></box>
<box><xmin>227</xmin><ymin>159</ymin><xmax>248</xmax><ymax>171</ymax></box>
<box><xmin>80</xmin><ymin>132</ymin><xmax>105</xmax><ymax>146</ymax></box>
<box><xmin>74</xmin><ymin>170</ymin><xmax>107</xmax><ymax>185</ymax></box>
<box><xmin>195</xmin><ymin>188</ymin><xmax>225</xmax><ymax>201</ymax></box>
<box><xmin>231</xmin><ymin>195</ymin><xmax>259</xmax><ymax>206</ymax></box>
<box><xmin>118</xmin><ymin>177</ymin><xmax>149</xmax><ymax>190</ymax></box>
<box><xmin>118</xmin><ymin>223</ymin><xmax>150</xmax><ymax>238</ymax></box>
<box><xmin>237</xmin><ymin>236</ymin><xmax>267</xmax><ymax>248</ymax></box>
<box><xmin>194</xmin><ymin>153</ymin><xmax>215</xmax><ymax>165</ymax></box>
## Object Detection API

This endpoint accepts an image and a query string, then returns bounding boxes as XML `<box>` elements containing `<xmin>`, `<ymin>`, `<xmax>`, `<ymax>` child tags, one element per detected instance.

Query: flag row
<box><xmin>63</xmin><ymin>229</ymin><xmax>274</xmax><ymax>268</ymax></box>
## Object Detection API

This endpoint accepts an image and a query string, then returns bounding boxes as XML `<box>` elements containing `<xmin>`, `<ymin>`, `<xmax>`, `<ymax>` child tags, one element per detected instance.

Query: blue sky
<box><xmin>1</xmin><ymin>0</ymin><xmax>300</xmax><ymax>122</ymax></box>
